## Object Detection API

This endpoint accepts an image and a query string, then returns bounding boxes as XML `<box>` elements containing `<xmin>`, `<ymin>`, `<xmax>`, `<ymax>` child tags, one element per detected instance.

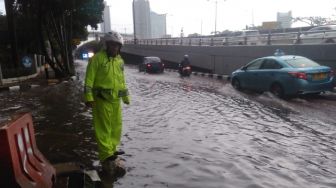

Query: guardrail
<box><xmin>125</xmin><ymin>29</ymin><xmax>336</xmax><ymax>46</ymax></box>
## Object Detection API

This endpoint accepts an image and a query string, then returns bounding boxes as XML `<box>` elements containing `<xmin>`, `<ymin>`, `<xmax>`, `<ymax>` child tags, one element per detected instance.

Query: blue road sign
<box><xmin>22</xmin><ymin>56</ymin><xmax>33</xmax><ymax>68</ymax></box>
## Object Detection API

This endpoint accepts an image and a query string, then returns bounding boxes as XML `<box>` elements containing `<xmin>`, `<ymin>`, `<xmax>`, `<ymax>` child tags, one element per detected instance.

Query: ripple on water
<box><xmin>2</xmin><ymin>65</ymin><xmax>336</xmax><ymax>188</ymax></box>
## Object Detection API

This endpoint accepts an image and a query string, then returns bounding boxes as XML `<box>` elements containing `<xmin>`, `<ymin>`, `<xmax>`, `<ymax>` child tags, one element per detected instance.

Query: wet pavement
<box><xmin>1</xmin><ymin>60</ymin><xmax>336</xmax><ymax>188</ymax></box>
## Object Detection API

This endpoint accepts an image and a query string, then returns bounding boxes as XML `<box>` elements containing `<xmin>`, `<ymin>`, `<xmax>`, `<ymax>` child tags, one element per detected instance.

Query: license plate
<box><xmin>312</xmin><ymin>73</ymin><xmax>327</xmax><ymax>80</ymax></box>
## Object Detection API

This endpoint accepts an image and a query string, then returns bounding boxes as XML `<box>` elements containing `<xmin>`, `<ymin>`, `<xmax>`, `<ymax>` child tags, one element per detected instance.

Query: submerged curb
<box><xmin>166</xmin><ymin>68</ymin><xmax>230</xmax><ymax>81</ymax></box>
<box><xmin>0</xmin><ymin>76</ymin><xmax>78</xmax><ymax>93</ymax></box>
<box><xmin>0</xmin><ymin>83</ymin><xmax>42</xmax><ymax>92</ymax></box>
<box><xmin>165</xmin><ymin>68</ymin><xmax>335</xmax><ymax>92</ymax></box>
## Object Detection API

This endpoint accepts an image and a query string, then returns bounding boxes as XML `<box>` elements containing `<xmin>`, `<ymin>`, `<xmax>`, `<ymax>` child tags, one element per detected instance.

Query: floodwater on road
<box><xmin>1</xmin><ymin>60</ymin><xmax>336</xmax><ymax>188</ymax></box>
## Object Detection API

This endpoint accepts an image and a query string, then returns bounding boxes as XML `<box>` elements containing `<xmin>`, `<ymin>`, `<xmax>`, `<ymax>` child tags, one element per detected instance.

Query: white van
<box><xmin>223</xmin><ymin>30</ymin><xmax>261</xmax><ymax>45</ymax></box>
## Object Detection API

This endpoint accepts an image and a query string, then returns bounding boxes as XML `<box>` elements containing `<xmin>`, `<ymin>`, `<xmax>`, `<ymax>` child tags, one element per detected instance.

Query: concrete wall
<box><xmin>122</xmin><ymin>44</ymin><xmax>336</xmax><ymax>75</ymax></box>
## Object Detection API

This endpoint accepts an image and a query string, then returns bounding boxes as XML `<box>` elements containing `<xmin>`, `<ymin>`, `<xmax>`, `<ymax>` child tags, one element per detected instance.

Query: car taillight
<box><xmin>288</xmin><ymin>72</ymin><xmax>307</xmax><ymax>80</ymax></box>
<box><xmin>147</xmin><ymin>64</ymin><xmax>151</xmax><ymax>67</ymax></box>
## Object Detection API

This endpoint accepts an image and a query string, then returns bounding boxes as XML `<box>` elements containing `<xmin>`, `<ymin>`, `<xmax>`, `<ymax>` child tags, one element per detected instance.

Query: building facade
<box><xmin>277</xmin><ymin>11</ymin><xmax>292</xmax><ymax>29</ymax></box>
<box><xmin>133</xmin><ymin>0</ymin><xmax>152</xmax><ymax>39</ymax></box>
<box><xmin>133</xmin><ymin>0</ymin><xmax>166</xmax><ymax>39</ymax></box>
<box><xmin>99</xmin><ymin>1</ymin><xmax>111</xmax><ymax>33</ymax></box>
<box><xmin>150</xmin><ymin>12</ymin><xmax>166</xmax><ymax>38</ymax></box>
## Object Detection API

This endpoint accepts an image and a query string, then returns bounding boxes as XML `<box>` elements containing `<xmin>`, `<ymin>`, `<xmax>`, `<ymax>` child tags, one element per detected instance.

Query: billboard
<box><xmin>262</xmin><ymin>22</ymin><xmax>280</xmax><ymax>30</ymax></box>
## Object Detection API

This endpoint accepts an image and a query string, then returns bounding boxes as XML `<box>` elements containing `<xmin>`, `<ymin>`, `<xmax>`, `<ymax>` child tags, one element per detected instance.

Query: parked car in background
<box><xmin>296</xmin><ymin>25</ymin><xmax>336</xmax><ymax>44</ymax></box>
<box><xmin>223</xmin><ymin>30</ymin><xmax>261</xmax><ymax>45</ymax></box>
<box><xmin>139</xmin><ymin>56</ymin><xmax>165</xmax><ymax>73</ymax></box>
<box><xmin>230</xmin><ymin>53</ymin><xmax>335</xmax><ymax>98</ymax></box>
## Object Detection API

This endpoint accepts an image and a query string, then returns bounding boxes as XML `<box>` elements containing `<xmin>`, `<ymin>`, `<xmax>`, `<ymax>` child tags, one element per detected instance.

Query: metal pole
<box><xmin>0</xmin><ymin>64</ymin><xmax>3</xmax><ymax>86</ymax></box>
<box><xmin>212</xmin><ymin>55</ymin><xmax>216</xmax><ymax>74</ymax></box>
<box><xmin>214</xmin><ymin>0</ymin><xmax>217</xmax><ymax>35</ymax></box>
<box><xmin>132</xmin><ymin>0</ymin><xmax>137</xmax><ymax>44</ymax></box>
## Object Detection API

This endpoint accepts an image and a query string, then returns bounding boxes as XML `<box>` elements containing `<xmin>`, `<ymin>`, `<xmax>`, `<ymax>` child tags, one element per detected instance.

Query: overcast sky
<box><xmin>1</xmin><ymin>0</ymin><xmax>336</xmax><ymax>36</ymax></box>
<box><xmin>107</xmin><ymin>0</ymin><xmax>336</xmax><ymax>36</ymax></box>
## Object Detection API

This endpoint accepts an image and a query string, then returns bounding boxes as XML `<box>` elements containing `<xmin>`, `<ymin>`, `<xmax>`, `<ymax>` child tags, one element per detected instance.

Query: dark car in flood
<box><xmin>230</xmin><ymin>54</ymin><xmax>335</xmax><ymax>98</ymax></box>
<box><xmin>139</xmin><ymin>56</ymin><xmax>165</xmax><ymax>73</ymax></box>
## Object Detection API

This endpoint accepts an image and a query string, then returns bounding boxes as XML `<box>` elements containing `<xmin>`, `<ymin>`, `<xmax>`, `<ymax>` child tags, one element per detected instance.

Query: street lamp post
<box><xmin>207</xmin><ymin>0</ymin><xmax>226</xmax><ymax>35</ymax></box>
<box><xmin>132</xmin><ymin>0</ymin><xmax>137</xmax><ymax>44</ymax></box>
<box><xmin>214</xmin><ymin>0</ymin><xmax>217</xmax><ymax>35</ymax></box>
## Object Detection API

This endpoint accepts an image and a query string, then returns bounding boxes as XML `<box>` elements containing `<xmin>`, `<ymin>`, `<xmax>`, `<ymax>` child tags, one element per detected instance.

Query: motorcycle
<box><xmin>179</xmin><ymin>65</ymin><xmax>192</xmax><ymax>77</ymax></box>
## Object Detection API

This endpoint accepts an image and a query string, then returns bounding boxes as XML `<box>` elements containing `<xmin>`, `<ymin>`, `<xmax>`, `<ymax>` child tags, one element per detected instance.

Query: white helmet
<box><xmin>103</xmin><ymin>31</ymin><xmax>124</xmax><ymax>46</ymax></box>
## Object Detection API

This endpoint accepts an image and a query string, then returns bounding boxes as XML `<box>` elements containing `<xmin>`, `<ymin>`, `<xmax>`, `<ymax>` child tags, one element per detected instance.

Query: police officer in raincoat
<box><xmin>84</xmin><ymin>31</ymin><xmax>130</xmax><ymax>174</ymax></box>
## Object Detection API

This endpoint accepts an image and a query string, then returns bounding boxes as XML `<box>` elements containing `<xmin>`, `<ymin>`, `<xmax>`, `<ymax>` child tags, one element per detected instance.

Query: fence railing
<box><xmin>125</xmin><ymin>30</ymin><xmax>336</xmax><ymax>46</ymax></box>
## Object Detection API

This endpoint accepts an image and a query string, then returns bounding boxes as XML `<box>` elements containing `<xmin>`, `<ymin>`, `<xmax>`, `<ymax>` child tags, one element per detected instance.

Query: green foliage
<box><xmin>78</xmin><ymin>0</ymin><xmax>105</xmax><ymax>29</ymax></box>
<box><xmin>4</xmin><ymin>0</ymin><xmax>105</xmax><ymax>76</ymax></box>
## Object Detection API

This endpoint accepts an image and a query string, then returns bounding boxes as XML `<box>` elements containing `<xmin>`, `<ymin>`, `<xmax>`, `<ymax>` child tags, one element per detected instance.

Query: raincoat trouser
<box><xmin>92</xmin><ymin>97</ymin><xmax>122</xmax><ymax>161</ymax></box>
<box><xmin>84</xmin><ymin>51</ymin><xmax>130</xmax><ymax>162</ymax></box>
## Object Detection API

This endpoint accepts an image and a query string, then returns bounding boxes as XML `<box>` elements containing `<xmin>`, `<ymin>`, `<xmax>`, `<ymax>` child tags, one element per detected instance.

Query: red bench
<box><xmin>0</xmin><ymin>113</ymin><xmax>56</xmax><ymax>188</ymax></box>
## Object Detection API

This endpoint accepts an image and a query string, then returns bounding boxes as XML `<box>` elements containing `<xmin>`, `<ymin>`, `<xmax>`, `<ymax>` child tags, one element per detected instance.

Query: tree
<box><xmin>0</xmin><ymin>12</ymin><xmax>7</xmax><ymax>30</ymax></box>
<box><xmin>3</xmin><ymin>0</ymin><xmax>104</xmax><ymax>77</ymax></box>
<box><xmin>292</xmin><ymin>16</ymin><xmax>328</xmax><ymax>26</ymax></box>
<box><xmin>35</xmin><ymin>0</ymin><xmax>104</xmax><ymax>77</ymax></box>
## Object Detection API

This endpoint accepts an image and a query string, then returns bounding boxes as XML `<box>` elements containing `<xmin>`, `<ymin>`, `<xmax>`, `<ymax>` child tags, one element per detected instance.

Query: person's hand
<box><xmin>122</xmin><ymin>97</ymin><xmax>130</xmax><ymax>105</ymax></box>
<box><xmin>123</xmin><ymin>99</ymin><xmax>130</xmax><ymax>105</ymax></box>
<box><xmin>85</xmin><ymin>101</ymin><xmax>95</xmax><ymax>108</ymax></box>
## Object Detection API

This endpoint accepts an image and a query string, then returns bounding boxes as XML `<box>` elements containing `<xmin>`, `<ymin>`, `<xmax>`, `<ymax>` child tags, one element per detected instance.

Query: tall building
<box><xmin>133</xmin><ymin>0</ymin><xmax>166</xmax><ymax>39</ymax></box>
<box><xmin>133</xmin><ymin>0</ymin><xmax>151</xmax><ymax>39</ymax></box>
<box><xmin>277</xmin><ymin>11</ymin><xmax>292</xmax><ymax>29</ymax></box>
<box><xmin>150</xmin><ymin>12</ymin><xmax>166</xmax><ymax>38</ymax></box>
<box><xmin>100</xmin><ymin>1</ymin><xmax>111</xmax><ymax>33</ymax></box>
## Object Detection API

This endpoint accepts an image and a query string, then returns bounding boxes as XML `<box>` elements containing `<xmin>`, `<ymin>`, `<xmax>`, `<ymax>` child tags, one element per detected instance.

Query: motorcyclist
<box><xmin>179</xmin><ymin>54</ymin><xmax>191</xmax><ymax>73</ymax></box>
<box><xmin>84</xmin><ymin>31</ymin><xmax>130</xmax><ymax>176</ymax></box>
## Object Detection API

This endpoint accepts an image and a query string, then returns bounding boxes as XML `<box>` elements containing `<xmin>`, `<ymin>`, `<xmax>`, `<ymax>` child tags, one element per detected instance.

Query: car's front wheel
<box><xmin>270</xmin><ymin>83</ymin><xmax>285</xmax><ymax>98</ymax></box>
<box><xmin>231</xmin><ymin>78</ymin><xmax>241</xmax><ymax>90</ymax></box>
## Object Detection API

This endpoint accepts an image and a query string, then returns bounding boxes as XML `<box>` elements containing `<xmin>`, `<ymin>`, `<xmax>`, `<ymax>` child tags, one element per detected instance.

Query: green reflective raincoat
<box><xmin>84</xmin><ymin>50</ymin><xmax>130</xmax><ymax>161</ymax></box>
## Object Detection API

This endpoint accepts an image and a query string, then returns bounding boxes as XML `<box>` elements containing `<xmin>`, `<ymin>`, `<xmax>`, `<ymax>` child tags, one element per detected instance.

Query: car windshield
<box><xmin>245</xmin><ymin>31</ymin><xmax>259</xmax><ymax>36</ymax></box>
<box><xmin>145</xmin><ymin>57</ymin><xmax>161</xmax><ymax>63</ymax></box>
<box><xmin>284</xmin><ymin>57</ymin><xmax>320</xmax><ymax>68</ymax></box>
<box><xmin>232</xmin><ymin>31</ymin><xmax>242</xmax><ymax>36</ymax></box>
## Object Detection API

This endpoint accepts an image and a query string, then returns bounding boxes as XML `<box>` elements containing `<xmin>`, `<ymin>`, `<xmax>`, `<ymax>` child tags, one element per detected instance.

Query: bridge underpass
<box><xmin>121</xmin><ymin>44</ymin><xmax>336</xmax><ymax>75</ymax></box>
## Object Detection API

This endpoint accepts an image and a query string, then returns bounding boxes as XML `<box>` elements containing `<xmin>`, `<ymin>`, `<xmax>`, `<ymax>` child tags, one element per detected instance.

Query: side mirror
<box><xmin>241</xmin><ymin>66</ymin><xmax>247</xmax><ymax>71</ymax></box>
